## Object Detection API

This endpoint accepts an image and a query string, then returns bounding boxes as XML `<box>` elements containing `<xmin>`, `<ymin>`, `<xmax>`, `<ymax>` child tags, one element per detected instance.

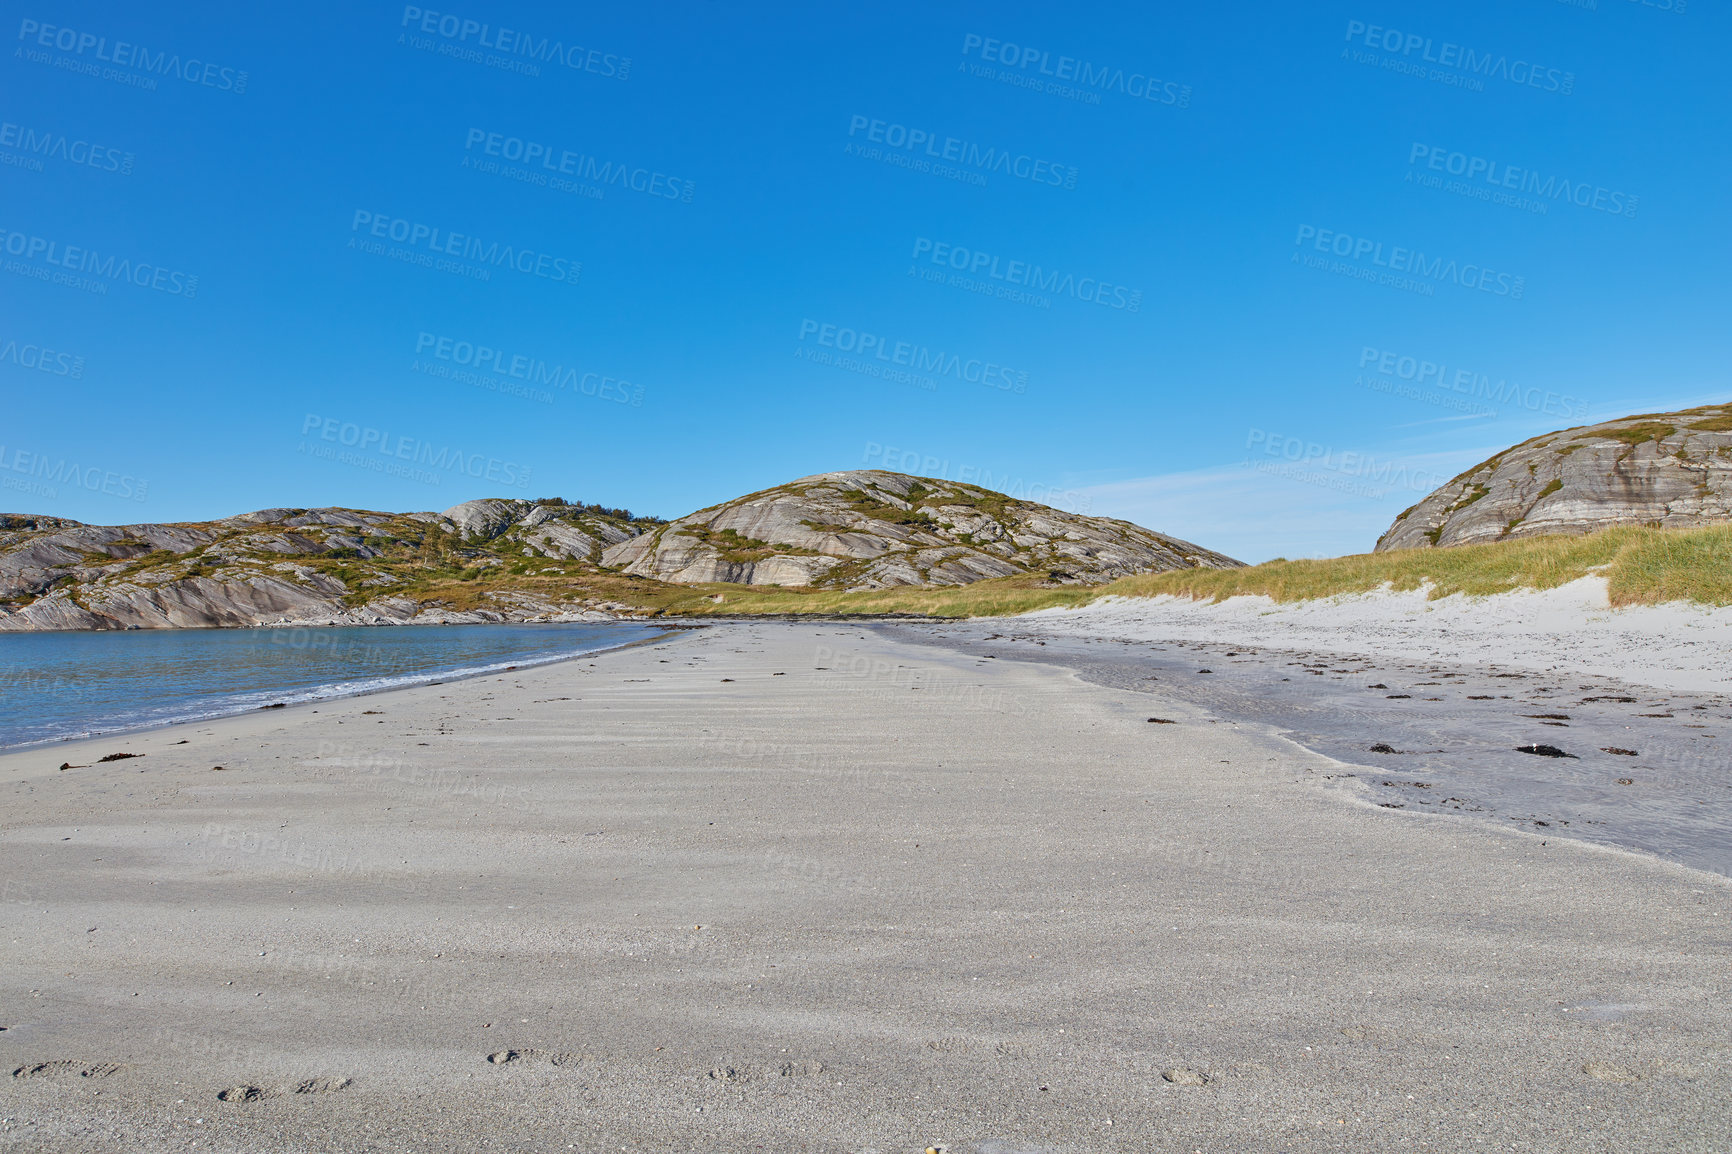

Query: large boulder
<box><xmin>1378</xmin><ymin>403</ymin><xmax>1732</xmax><ymax>550</ymax></box>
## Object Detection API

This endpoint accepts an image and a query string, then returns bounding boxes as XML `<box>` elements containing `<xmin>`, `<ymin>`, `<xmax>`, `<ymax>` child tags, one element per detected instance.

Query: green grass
<box><xmin>217</xmin><ymin>521</ymin><xmax>1732</xmax><ymax>617</ymax></box>
<box><xmin>1450</xmin><ymin>482</ymin><xmax>1491</xmax><ymax>510</ymax></box>
<box><xmin>1600</xmin><ymin>422</ymin><xmax>1677</xmax><ymax>445</ymax></box>
<box><xmin>1099</xmin><ymin>523</ymin><xmax>1732</xmax><ymax>608</ymax></box>
<box><xmin>663</xmin><ymin>574</ymin><xmax>1099</xmax><ymax>617</ymax></box>
<box><xmin>1603</xmin><ymin>525</ymin><xmax>1732</xmax><ymax>606</ymax></box>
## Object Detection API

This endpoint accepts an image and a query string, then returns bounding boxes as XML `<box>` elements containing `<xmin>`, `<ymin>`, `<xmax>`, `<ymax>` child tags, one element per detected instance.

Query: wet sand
<box><xmin>885</xmin><ymin>621</ymin><xmax>1732</xmax><ymax>879</ymax></box>
<box><xmin>2</xmin><ymin>621</ymin><xmax>1729</xmax><ymax>1152</ymax></box>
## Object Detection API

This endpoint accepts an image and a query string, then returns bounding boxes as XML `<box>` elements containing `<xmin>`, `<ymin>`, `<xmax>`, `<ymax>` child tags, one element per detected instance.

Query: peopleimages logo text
<box><xmin>399</xmin><ymin>7</ymin><xmax>630</xmax><ymax>78</ymax></box>
<box><xmin>462</xmin><ymin>129</ymin><xmax>692</xmax><ymax>202</ymax></box>
<box><xmin>0</xmin><ymin>227</ymin><xmax>198</xmax><ymax>296</ymax></box>
<box><xmin>16</xmin><ymin>18</ymin><xmax>248</xmax><ymax>92</ymax></box>
<box><xmin>0</xmin><ymin>120</ymin><xmax>132</xmax><ymax>174</ymax></box>
<box><xmin>1245</xmin><ymin>429</ymin><xmax>1448</xmax><ymax>497</ymax></box>
<box><xmin>1358</xmin><ymin>346</ymin><xmax>1586</xmax><ymax>420</ymax></box>
<box><xmin>414</xmin><ymin>332</ymin><xmax>643</xmax><ymax>405</ymax></box>
<box><xmin>960</xmin><ymin>33</ymin><xmax>1190</xmax><ymax>107</ymax></box>
<box><xmin>0</xmin><ymin>444</ymin><xmax>147</xmax><ymax>501</ymax></box>
<box><xmin>1407</xmin><ymin>143</ymin><xmax>1637</xmax><ymax>218</ymax></box>
<box><xmin>0</xmin><ymin>337</ymin><xmax>83</xmax><ymax>378</ymax></box>
<box><xmin>845</xmin><ymin>115</ymin><xmax>1077</xmax><ymax>189</ymax></box>
<box><xmin>911</xmin><ymin>238</ymin><xmax>1141</xmax><ymax>311</ymax></box>
<box><xmin>1294</xmin><ymin>225</ymin><xmax>1524</xmax><ymax>298</ymax></box>
<box><xmin>1343</xmin><ymin>20</ymin><xmax>1574</xmax><ymax>94</ymax></box>
<box><xmin>797</xmin><ymin>319</ymin><xmax>1027</xmax><ymax>394</ymax></box>
<box><xmin>298</xmin><ymin>414</ymin><xmax>532</xmax><ymax>488</ymax></box>
<box><xmin>862</xmin><ymin>442</ymin><xmax>1091</xmax><ymax>514</ymax></box>
<box><xmin>349</xmin><ymin>211</ymin><xmax>580</xmax><ymax>285</ymax></box>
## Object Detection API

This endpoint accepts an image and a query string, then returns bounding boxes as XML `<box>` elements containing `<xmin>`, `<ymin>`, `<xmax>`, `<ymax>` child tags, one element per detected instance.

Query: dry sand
<box><xmin>2</xmin><ymin>621</ymin><xmax>1729</xmax><ymax>1152</ymax></box>
<box><xmin>1033</xmin><ymin>577</ymin><xmax>1732</xmax><ymax>693</ymax></box>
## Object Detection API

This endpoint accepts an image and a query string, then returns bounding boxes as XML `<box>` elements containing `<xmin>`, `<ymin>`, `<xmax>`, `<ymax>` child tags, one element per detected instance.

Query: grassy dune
<box><xmin>1087</xmin><ymin>523</ymin><xmax>1732</xmax><ymax>610</ymax></box>
<box><xmin>1600</xmin><ymin>524</ymin><xmax>1732</xmax><ymax>607</ymax></box>
<box><xmin>633</xmin><ymin>523</ymin><xmax>1732</xmax><ymax>617</ymax></box>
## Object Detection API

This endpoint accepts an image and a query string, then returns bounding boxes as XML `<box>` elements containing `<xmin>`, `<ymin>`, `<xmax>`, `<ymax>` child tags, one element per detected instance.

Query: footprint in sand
<box><xmin>293</xmin><ymin>1076</ymin><xmax>353</xmax><ymax>1095</ymax></box>
<box><xmin>698</xmin><ymin>1059</ymin><xmax>825</xmax><ymax>1083</ymax></box>
<box><xmin>1161</xmin><ymin>1067</ymin><xmax>1210</xmax><ymax>1086</ymax></box>
<box><xmin>487</xmin><ymin>1048</ymin><xmax>593</xmax><ymax>1069</ymax></box>
<box><xmin>217</xmin><ymin>1077</ymin><xmax>353</xmax><ymax>1101</ymax></box>
<box><xmin>706</xmin><ymin>1065</ymin><xmax>751</xmax><ymax>1083</ymax></box>
<box><xmin>216</xmin><ymin>1084</ymin><xmax>271</xmax><ymax>1102</ymax></box>
<box><xmin>488</xmin><ymin>1048</ymin><xmax>816</xmax><ymax>1081</ymax></box>
<box><xmin>12</xmin><ymin>1060</ymin><xmax>125</xmax><ymax>1081</ymax></box>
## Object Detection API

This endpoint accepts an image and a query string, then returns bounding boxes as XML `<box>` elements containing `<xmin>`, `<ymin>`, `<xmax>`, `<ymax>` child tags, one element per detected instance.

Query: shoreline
<box><xmin>884</xmin><ymin>613</ymin><xmax>1732</xmax><ymax>880</ymax></box>
<box><xmin>0</xmin><ymin>623</ymin><xmax>679</xmax><ymax>754</ymax></box>
<box><xmin>0</xmin><ymin>608</ymin><xmax>643</xmax><ymax>635</ymax></box>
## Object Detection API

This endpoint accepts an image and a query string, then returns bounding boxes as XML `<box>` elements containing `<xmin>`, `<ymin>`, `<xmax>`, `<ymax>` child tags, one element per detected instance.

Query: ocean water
<box><xmin>0</xmin><ymin>622</ymin><xmax>660</xmax><ymax>749</ymax></box>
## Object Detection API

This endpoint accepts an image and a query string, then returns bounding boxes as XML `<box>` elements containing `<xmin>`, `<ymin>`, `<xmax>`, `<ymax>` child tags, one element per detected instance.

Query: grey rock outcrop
<box><xmin>442</xmin><ymin>499</ymin><xmax>532</xmax><ymax>540</ymax></box>
<box><xmin>432</xmin><ymin>500</ymin><xmax>644</xmax><ymax>561</ymax></box>
<box><xmin>0</xmin><ymin>514</ymin><xmax>84</xmax><ymax>531</ymax></box>
<box><xmin>601</xmin><ymin>470</ymin><xmax>1241</xmax><ymax>588</ymax></box>
<box><xmin>222</xmin><ymin>508</ymin><xmax>391</xmax><ymax>530</ymax></box>
<box><xmin>0</xmin><ymin>502</ymin><xmax>652</xmax><ymax>631</ymax></box>
<box><xmin>0</xmin><ymin>521</ymin><xmax>226</xmax><ymax>603</ymax></box>
<box><xmin>1377</xmin><ymin>403</ymin><xmax>1732</xmax><ymax>550</ymax></box>
<box><xmin>10</xmin><ymin>572</ymin><xmax>347</xmax><ymax>630</ymax></box>
<box><xmin>515</xmin><ymin>505</ymin><xmax>641</xmax><ymax>563</ymax></box>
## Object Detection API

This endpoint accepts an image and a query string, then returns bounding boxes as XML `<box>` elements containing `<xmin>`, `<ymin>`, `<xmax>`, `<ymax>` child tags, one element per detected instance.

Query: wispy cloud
<box><xmin>1084</xmin><ymin>442</ymin><xmax>1484</xmax><ymax>564</ymax></box>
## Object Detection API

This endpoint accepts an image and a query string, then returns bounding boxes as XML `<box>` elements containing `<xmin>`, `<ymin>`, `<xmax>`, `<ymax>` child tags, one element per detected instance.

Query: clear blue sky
<box><xmin>4</xmin><ymin>0</ymin><xmax>1726</xmax><ymax>561</ymax></box>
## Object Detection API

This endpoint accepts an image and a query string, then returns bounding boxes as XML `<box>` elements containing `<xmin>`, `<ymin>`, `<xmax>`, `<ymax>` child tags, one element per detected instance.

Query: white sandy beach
<box><xmin>2</xmin><ymin>620</ymin><xmax>1729</xmax><ymax>1152</ymax></box>
<box><xmin>1025</xmin><ymin>577</ymin><xmax>1732</xmax><ymax>694</ymax></box>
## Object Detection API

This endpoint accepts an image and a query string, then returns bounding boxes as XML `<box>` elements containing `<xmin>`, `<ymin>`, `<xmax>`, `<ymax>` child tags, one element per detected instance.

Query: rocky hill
<box><xmin>604</xmin><ymin>470</ymin><xmax>1239</xmax><ymax>587</ymax></box>
<box><xmin>0</xmin><ymin>473</ymin><xmax>1239</xmax><ymax>630</ymax></box>
<box><xmin>1378</xmin><ymin>403</ymin><xmax>1732</xmax><ymax>551</ymax></box>
<box><xmin>0</xmin><ymin>500</ymin><xmax>662</xmax><ymax>631</ymax></box>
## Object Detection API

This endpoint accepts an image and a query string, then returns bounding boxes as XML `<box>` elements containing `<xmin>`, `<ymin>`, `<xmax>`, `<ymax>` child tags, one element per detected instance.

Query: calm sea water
<box><xmin>0</xmin><ymin>622</ymin><xmax>659</xmax><ymax>749</ymax></box>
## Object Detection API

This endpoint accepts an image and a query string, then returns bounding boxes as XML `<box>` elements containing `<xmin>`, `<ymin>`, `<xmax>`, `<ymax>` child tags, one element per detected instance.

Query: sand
<box><xmin>882</xmin><ymin>614</ymin><xmax>1732</xmax><ymax>880</ymax></box>
<box><xmin>2</xmin><ymin>620</ymin><xmax>1729</xmax><ymax>1151</ymax></box>
<box><xmin>1029</xmin><ymin>577</ymin><xmax>1732</xmax><ymax>694</ymax></box>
